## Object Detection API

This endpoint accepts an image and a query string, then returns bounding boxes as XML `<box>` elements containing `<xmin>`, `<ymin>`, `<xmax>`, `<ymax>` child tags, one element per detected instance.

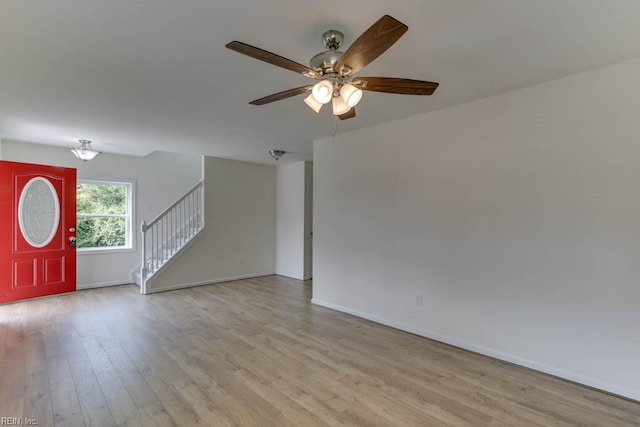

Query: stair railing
<box><xmin>140</xmin><ymin>181</ymin><xmax>204</xmax><ymax>293</ymax></box>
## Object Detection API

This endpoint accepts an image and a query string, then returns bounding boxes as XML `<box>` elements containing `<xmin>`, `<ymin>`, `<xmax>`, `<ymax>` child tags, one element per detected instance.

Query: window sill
<box><xmin>78</xmin><ymin>247</ymin><xmax>135</xmax><ymax>256</ymax></box>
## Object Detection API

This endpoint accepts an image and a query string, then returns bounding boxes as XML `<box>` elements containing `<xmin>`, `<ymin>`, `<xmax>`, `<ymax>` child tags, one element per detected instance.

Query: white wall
<box><xmin>149</xmin><ymin>156</ymin><xmax>276</xmax><ymax>292</ymax></box>
<box><xmin>276</xmin><ymin>161</ymin><xmax>313</xmax><ymax>280</ymax></box>
<box><xmin>2</xmin><ymin>140</ymin><xmax>202</xmax><ymax>288</ymax></box>
<box><xmin>313</xmin><ymin>58</ymin><xmax>640</xmax><ymax>401</ymax></box>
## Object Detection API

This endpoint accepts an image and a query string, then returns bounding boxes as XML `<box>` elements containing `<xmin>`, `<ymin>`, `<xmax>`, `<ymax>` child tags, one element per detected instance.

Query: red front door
<box><xmin>0</xmin><ymin>160</ymin><xmax>77</xmax><ymax>304</ymax></box>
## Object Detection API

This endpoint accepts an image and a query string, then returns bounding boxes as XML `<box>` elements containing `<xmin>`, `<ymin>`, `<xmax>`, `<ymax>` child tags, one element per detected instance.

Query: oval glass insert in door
<box><xmin>18</xmin><ymin>177</ymin><xmax>61</xmax><ymax>248</ymax></box>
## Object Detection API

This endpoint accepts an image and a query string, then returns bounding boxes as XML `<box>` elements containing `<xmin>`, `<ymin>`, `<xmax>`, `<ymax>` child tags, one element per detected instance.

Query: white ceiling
<box><xmin>2</xmin><ymin>0</ymin><xmax>640</xmax><ymax>164</ymax></box>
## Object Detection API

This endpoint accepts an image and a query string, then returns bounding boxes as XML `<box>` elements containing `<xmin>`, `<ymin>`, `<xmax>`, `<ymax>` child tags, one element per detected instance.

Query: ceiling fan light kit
<box><xmin>311</xmin><ymin>80</ymin><xmax>334</xmax><ymax>104</ymax></box>
<box><xmin>225</xmin><ymin>15</ymin><xmax>439</xmax><ymax>120</ymax></box>
<box><xmin>340</xmin><ymin>83</ymin><xmax>363</xmax><ymax>108</ymax></box>
<box><xmin>304</xmin><ymin>94</ymin><xmax>323</xmax><ymax>113</ymax></box>
<box><xmin>332</xmin><ymin>96</ymin><xmax>350</xmax><ymax>116</ymax></box>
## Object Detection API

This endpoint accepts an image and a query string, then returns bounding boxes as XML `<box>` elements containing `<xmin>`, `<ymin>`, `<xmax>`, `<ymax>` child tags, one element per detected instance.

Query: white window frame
<box><xmin>76</xmin><ymin>179</ymin><xmax>135</xmax><ymax>254</ymax></box>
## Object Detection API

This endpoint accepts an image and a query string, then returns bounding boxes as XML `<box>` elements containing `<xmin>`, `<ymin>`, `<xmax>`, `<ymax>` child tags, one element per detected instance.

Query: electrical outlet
<box><xmin>415</xmin><ymin>294</ymin><xmax>423</xmax><ymax>307</ymax></box>
<box><xmin>239</xmin><ymin>258</ymin><xmax>244</xmax><ymax>265</ymax></box>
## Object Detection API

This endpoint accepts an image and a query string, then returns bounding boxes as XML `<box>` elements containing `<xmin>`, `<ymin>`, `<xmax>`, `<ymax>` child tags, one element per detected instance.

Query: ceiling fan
<box><xmin>226</xmin><ymin>15</ymin><xmax>439</xmax><ymax>120</ymax></box>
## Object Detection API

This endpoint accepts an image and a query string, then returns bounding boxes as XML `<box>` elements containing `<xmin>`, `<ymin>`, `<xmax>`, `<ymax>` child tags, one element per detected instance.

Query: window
<box><xmin>76</xmin><ymin>180</ymin><xmax>134</xmax><ymax>252</ymax></box>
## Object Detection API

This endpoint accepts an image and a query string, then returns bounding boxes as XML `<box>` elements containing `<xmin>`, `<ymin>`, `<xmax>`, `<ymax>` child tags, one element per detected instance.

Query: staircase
<box><xmin>136</xmin><ymin>181</ymin><xmax>205</xmax><ymax>294</ymax></box>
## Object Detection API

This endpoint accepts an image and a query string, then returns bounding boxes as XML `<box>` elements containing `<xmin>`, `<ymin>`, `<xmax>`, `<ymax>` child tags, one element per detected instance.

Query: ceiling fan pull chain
<box><xmin>331</xmin><ymin>113</ymin><xmax>339</xmax><ymax>140</ymax></box>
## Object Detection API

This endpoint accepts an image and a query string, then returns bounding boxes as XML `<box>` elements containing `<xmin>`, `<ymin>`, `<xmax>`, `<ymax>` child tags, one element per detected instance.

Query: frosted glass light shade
<box><xmin>340</xmin><ymin>84</ymin><xmax>363</xmax><ymax>107</ymax></box>
<box><xmin>71</xmin><ymin>140</ymin><xmax>100</xmax><ymax>162</ymax></box>
<box><xmin>304</xmin><ymin>94</ymin><xmax>323</xmax><ymax>113</ymax></box>
<box><xmin>312</xmin><ymin>80</ymin><xmax>333</xmax><ymax>104</ymax></box>
<box><xmin>332</xmin><ymin>96</ymin><xmax>350</xmax><ymax>115</ymax></box>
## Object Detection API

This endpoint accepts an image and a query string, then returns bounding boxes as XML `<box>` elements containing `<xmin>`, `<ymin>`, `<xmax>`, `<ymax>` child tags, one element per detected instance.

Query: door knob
<box><xmin>69</xmin><ymin>227</ymin><xmax>76</xmax><ymax>232</ymax></box>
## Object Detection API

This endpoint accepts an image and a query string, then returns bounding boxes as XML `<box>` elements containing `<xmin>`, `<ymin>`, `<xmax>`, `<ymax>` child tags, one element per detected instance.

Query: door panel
<box><xmin>43</xmin><ymin>256</ymin><xmax>65</xmax><ymax>285</ymax></box>
<box><xmin>1</xmin><ymin>160</ymin><xmax>76</xmax><ymax>304</ymax></box>
<box><xmin>13</xmin><ymin>259</ymin><xmax>37</xmax><ymax>288</ymax></box>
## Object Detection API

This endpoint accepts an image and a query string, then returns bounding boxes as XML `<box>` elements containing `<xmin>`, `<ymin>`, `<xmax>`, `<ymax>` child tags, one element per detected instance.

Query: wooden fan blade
<box><xmin>249</xmin><ymin>86</ymin><xmax>313</xmax><ymax>105</ymax></box>
<box><xmin>226</xmin><ymin>41</ymin><xmax>319</xmax><ymax>78</ymax></box>
<box><xmin>334</xmin><ymin>15</ymin><xmax>408</xmax><ymax>76</ymax></box>
<box><xmin>354</xmin><ymin>77</ymin><xmax>439</xmax><ymax>95</ymax></box>
<box><xmin>338</xmin><ymin>108</ymin><xmax>356</xmax><ymax>120</ymax></box>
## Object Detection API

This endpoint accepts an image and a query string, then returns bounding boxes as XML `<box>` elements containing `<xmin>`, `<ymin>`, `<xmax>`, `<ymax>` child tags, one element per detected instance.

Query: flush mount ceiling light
<box><xmin>71</xmin><ymin>139</ymin><xmax>100</xmax><ymax>162</ymax></box>
<box><xmin>226</xmin><ymin>15</ymin><xmax>439</xmax><ymax>121</ymax></box>
<box><xmin>269</xmin><ymin>150</ymin><xmax>285</xmax><ymax>161</ymax></box>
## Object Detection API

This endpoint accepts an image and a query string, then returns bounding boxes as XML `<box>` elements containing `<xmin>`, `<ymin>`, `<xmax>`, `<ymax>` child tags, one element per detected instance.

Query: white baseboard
<box><xmin>311</xmin><ymin>298</ymin><xmax>640</xmax><ymax>402</ymax></box>
<box><xmin>274</xmin><ymin>272</ymin><xmax>305</xmax><ymax>280</ymax></box>
<box><xmin>77</xmin><ymin>279</ymin><xmax>132</xmax><ymax>290</ymax></box>
<box><xmin>147</xmin><ymin>271</ymin><xmax>276</xmax><ymax>294</ymax></box>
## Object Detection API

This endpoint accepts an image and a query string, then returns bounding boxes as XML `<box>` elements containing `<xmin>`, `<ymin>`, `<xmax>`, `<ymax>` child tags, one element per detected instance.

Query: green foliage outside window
<box><xmin>76</xmin><ymin>182</ymin><xmax>130</xmax><ymax>249</ymax></box>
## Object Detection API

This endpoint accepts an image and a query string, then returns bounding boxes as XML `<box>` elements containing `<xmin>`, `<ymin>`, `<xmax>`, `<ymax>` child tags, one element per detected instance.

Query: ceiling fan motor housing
<box><xmin>310</xmin><ymin>50</ymin><xmax>344</xmax><ymax>74</ymax></box>
<box><xmin>310</xmin><ymin>30</ymin><xmax>345</xmax><ymax>73</ymax></box>
<box><xmin>322</xmin><ymin>30</ymin><xmax>344</xmax><ymax>50</ymax></box>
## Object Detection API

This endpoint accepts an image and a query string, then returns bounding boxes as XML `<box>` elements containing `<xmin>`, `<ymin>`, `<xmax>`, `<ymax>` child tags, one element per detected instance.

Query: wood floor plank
<box><xmin>233</xmin><ymin>368</ymin><xmax>335</xmax><ymax>427</ymax></box>
<box><xmin>100</xmin><ymin>378</ymin><xmax>141</xmax><ymax>427</ymax></box>
<box><xmin>67</xmin><ymin>351</ymin><xmax>116</xmax><ymax>427</ymax></box>
<box><xmin>49</xmin><ymin>376</ymin><xmax>84</xmax><ymax>426</ymax></box>
<box><xmin>0</xmin><ymin>344</ymin><xmax>27</xmax><ymax>413</ymax></box>
<box><xmin>137</xmin><ymin>401</ymin><xmax>176</xmax><ymax>427</ymax></box>
<box><xmin>23</xmin><ymin>356</ymin><xmax>55</xmax><ymax>427</ymax></box>
<box><xmin>172</xmin><ymin>379</ymin><xmax>235</xmax><ymax>426</ymax></box>
<box><xmin>138</xmin><ymin>365</ymin><xmax>202</xmax><ymax>425</ymax></box>
<box><xmin>1</xmin><ymin>275</ymin><xmax>639</xmax><ymax>426</ymax></box>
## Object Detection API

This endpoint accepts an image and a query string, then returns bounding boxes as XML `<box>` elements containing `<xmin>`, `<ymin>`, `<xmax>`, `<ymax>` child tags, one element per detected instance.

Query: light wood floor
<box><xmin>1</xmin><ymin>276</ymin><xmax>639</xmax><ymax>426</ymax></box>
